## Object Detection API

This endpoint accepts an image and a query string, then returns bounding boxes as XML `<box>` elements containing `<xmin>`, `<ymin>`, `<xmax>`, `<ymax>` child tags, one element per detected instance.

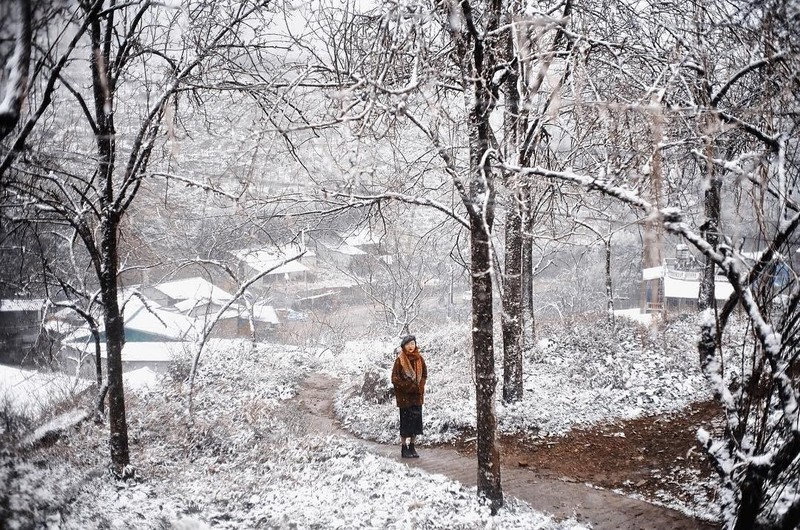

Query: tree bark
<box><xmin>605</xmin><ymin>238</ymin><xmax>614</xmax><ymax>326</ymax></box>
<box><xmin>466</xmin><ymin>28</ymin><xmax>503</xmax><ymax>514</ymax></box>
<box><xmin>470</xmin><ymin>217</ymin><xmax>503</xmax><ymax>513</ymax></box>
<box><xmin>522</xmin><ymin>233</ymin><xmax>536</xmax><ymax>343</ymax></box>
<box><xmin>500</xmin><ymin>7</ymin><xmax>525</xmax><ymax>404</ymax></box>
<box><xmin>90</xmin><ymin>4</ymin><xmax>129</xmax><ymax>476</ymax></box>
<box><xmin>501</xmin><ymin>201</ymin><xmax>524</xmax><ymax>402</ymax></box>
<box><xmin>699</xmin><ymin>171</ymin><xmax>721</xmax><ymax>312</ymax></box>
<box><xmin>455</xmin><ymin>0</ymin><xmax>504</xmax><ymax>512</ymax></box>
<box><xmin>100</xmin><ymin>216</ymin><xmax>130</xmax><ymax>474</ymax></box>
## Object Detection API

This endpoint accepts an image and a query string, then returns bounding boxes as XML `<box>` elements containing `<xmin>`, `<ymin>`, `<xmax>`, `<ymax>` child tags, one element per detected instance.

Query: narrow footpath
<box><xmin>297</xmin><ymin>372</ymin><xmax>718</xmax><ymax>530</ymax></box>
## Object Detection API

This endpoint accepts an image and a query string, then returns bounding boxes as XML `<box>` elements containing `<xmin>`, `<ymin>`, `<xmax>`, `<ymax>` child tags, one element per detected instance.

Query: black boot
<box><xmin>401</xmin><ymin>443</ymin><xmax>412</xmax><ymax>458</ymax></box>
<box><xmin>409</xmin><ymin>443</ymin><xmax>419</xmax><ymax>458</ymax></box>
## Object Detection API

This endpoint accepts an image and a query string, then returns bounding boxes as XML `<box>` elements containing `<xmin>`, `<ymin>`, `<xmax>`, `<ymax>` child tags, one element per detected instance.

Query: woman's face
<box><xmin>403</xmin><ymin>340</ymin><xmax>416</xmax><ymax>353</ymax></box>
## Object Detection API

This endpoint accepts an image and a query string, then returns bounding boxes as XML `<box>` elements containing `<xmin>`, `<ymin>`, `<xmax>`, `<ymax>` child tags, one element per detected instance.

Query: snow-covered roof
<box><xmin>123</xmin><ymin>297</ymin><xmax>196</xmax><ymax>339</ymax></box>
<box><xmin>341</xmin><ymin>227</ymin><xmax>384</xmax><ymax>247</ymax></box>
<box><xmin>0</xmin><ymin>365</ymin><xmax>91</xmax><ymax>418</ymax></box>
<box><xmin>116</xmin><ymin>342</ymin><xmax>189</xmax><ymax>362</ymax></box>
<box><xmin>66</xmin><ymin>296</ymin><xmax>196</xmax><ymax>341</ymax></box>
<box><xmin>174</xmin><ymin>298</ymin><xmax>219</xmax><ymax>312</ymax></box>
<box><xmin>642</xmin><ymin>266</ymin><xmax>664</xmax><ymax>281</ymax></box>
<box><xmin>317</xmin><ymin>238</ymin><xmax>367</xmax><ymax>256</ymax></box>
<box><xmin>123</xmin><ymin>367</ymin><xmax>161</xmax><ymax>391</ymax></box>
<box><xmin>663</xmin><ymin>276</ymin><xmax>735</xmax><ymax>300</ymax></box>
<box><xmin>0</xmin><ymin>299</ymin><xmax>46</xmax><ymax>312</ymax></box>
<box><xmin>154</xmin><ymin>277</ymin><xmax>233</xmax><ymax>305</ymax></box>
<box><xmin>251</xmin><ymin>303</ymin><xmax>279</xmax><ymax>324</ymax></box>
<box><xmin>120</xmin><ymin>287</ymin><xmax>163</xmax><ymax>308</ymax></box>
<box><xmin>232</xmin><ymin>247</ymin><xmax>311</xmax><ymax>276</ymax></box>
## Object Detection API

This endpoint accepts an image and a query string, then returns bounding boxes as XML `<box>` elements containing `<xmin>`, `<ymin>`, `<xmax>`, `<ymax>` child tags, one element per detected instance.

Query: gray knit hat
<box><xmin>400</xmin><ymin>335</ymin><xmax>416</xmax><ymax>348</ymax></box>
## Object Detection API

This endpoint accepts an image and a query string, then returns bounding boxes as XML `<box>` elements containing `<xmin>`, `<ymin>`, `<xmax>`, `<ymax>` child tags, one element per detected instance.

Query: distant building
<box><xmin>59</xmin><ymin>340</ymin><xmax>193</xmax><ymax>378</ymax></box>
<box><xmin>642</xmin><ymin>244</ymin><xmax>735</xmax><ymax>313</ymax></box>
<box><xmin>0</xmin><ymin>299</ymin><xmax>47</xmax><ymax>365</ymax></box>
<box><xmin>153</xmin><ymin>276</ymin><xmax>235</xmax><ymax>318</ymax></box>
<box><xmin>231</xmin><ymin>244</ymin><xmax>313</xmax><ymax>285</ymax></box>
<box><xmin>64</xmin><ymin>295</ymin><xmax>196</xmax><ymax>345</ymax></box>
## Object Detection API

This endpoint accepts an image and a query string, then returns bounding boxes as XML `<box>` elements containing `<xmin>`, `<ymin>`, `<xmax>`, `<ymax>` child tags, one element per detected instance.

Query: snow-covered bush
<box><xmin>334</xmin><ymin>314</ymin><xmax>747</xmax><ymax>443</ymax></box>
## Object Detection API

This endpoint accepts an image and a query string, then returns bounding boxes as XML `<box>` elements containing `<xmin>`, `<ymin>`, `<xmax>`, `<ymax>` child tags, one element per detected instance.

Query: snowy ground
<box><xmin>1</xmin><ymin>313</ymin><xmax>741</xmax><ymax>528</ymax></box>
<box><xmin>0</xmin><ymin>365</ymin><xmax>91</xmax><ymax>422</ymax></box>
<box><xmin>1</xmin><ymin>339</ymin><xmax>585</xmax><ymax>529</ymax></box>
<box><xmin>329</xmin><ymin>313</ymin><xmax>748</xmax><ymax>522</ymax></box>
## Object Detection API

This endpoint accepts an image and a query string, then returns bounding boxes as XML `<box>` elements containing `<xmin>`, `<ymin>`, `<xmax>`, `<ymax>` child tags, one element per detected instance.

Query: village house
<box><xmin>58</xmin><ymin>294</ymin><xmax>196</xmax><ymax>376</ymax></box>
<box><xmin>59</xmin><ymin>340</ymin><xmax>193</xmax><ymax>379</ymax></box>
<box><xmin>639</xmin><ymin>244</ymin><xmax>794</xmax><ymax>313</ymax></box>
<box><xmin>232</xmin><ymin>244</ymin><xmax>313</xmax><ymax>287</ymax></box>
<box><xmin>0</xmin><ymin>298</ymin><xmax>47</xmax><ymax>365</ymax></box>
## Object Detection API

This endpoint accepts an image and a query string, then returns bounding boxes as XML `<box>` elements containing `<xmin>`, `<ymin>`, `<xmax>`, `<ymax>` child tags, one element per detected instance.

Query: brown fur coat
<box><xmin>391</xmin><ymin>347</ymin><xmax>427</xmax><ymax>408</ymax></box>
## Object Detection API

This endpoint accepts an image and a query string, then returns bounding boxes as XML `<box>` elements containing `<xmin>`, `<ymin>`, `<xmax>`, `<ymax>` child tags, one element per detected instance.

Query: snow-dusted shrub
<box><xmin>335</xmin><ymin>315</ymin><xmax>747</xmax><ymax>444</ymax></box>
<box><xmin>0</xmin><ymin>398</ymin><xmax>32</xmax><ymax>441</ymax></box>
<box><xmin>360</xmin><ymin>368</ymin><xmax>394</xmax><ymax>404</ymax></box>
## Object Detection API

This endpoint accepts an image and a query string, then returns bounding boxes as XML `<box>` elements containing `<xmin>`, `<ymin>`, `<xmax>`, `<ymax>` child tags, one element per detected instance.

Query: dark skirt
<box><xmin>399</xmin><ymin>405</ymin><xmax>423</xmax><ymax>436</ymax></box>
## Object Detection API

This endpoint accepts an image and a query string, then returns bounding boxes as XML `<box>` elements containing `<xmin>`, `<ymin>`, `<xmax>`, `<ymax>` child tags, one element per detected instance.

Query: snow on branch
<box><xmin>149</xmin><ymin>172</ymin><xmax>241</xmax><ymax>200</ymax></box>
<box><xmin>321</xmin><ymin>189</ymin><xmax>469</xmax><ymax>229</ymax></box>
<box><xmin>507</xmin><ymin>162</ymin><xmax>800</xmax><ymax>433</ymax></box>
<box><xmin>710</xmin><ymin>52</ymin><xmax>788</xmax><ymax>107</ymax></box>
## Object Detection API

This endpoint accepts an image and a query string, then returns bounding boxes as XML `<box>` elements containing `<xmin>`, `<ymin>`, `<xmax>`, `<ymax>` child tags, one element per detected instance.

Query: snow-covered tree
<box><xmin>0</xmin><ymin>0</ymin><xmax>281</xmax><ymax>477</ymax></box>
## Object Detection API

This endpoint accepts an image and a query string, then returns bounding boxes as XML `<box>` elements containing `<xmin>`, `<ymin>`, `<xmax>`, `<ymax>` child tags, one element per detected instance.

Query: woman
<box><xmin>391</xmin><ymin>335</ymin><xmax>427</xmax><ymax>458</ymax></box>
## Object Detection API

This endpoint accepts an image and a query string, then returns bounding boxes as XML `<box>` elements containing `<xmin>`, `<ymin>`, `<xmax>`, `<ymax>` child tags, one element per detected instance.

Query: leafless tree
<box><xmin>503</xmin><ymin>1</ymin><xmax>799</xmax><ymax>525</ymax></box>
<box><xmin>0</xmin><ymin>0</ymin><xmax>278</xmax><ymax>477</ymax></box>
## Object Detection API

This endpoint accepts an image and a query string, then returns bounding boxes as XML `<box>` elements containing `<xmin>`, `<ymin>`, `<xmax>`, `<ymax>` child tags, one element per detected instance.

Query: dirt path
<box><xmin>296</xmin><ymin>372</ymin><xmax>717</xmax><ymax>530</ymax></box>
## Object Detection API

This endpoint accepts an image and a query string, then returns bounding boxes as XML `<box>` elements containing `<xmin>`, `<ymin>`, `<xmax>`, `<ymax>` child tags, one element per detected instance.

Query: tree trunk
<box><xmin>605</xmin><ymin>238</ymin><xmax>614</xmax><ymax>326</ymax></box>
<box><xmin>643</xmin><ymin>95</ymin><xmax>664</xmax><ymax>315</ymax></box>
<box><xmin>91</xmin><ymin>7</ymin><xmax>128</xmax><ymax>475</ymax></box>
<box><xmin>468</xmin><ymin>58</ymin><xmax>503</xmax><ymax>516</ymax></box>
<box><xmin>522</xmin><ymin>235</ymin><xmax>536</xmax><ymax>343</ymax></box>
<box><xmin>100</xmin><ymin>216</ymin><xmax>130</xmax><ymax>475</ymax></box>
<box><xmin>699</xmin><ymin>177</ymin><xmax>721</xmax><ymax>311</ymax></box>
<box><xmin>470</xmin><ymin>217</ymin><xmax>503</xmax><ymax>513</ymax></box>
<box><xmin>500</xmin><ymin>11</ymin><xmax>524</xmax><ymax>403</ymax></box>
<box><xmin>501</xmin><ymin>200</ymin><xmax>524</xmax><ymax>403</ymax></box>
<box><xmin>92</xmin><ymin>325</ymin><xmax>105</xmax><ymax>420</ymax></box>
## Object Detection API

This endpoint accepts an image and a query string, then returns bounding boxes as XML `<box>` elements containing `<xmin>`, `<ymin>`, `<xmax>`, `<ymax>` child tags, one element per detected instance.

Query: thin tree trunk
<box><xmin>91</xmin><ymin>6</ymin><xmax>129</xmax><ymax>476</ymax></box>
<box><xmin>699</xmin><ymin>177</ymin><xmax>721</xmax><ymax>311</ymax></box>
<box><xmin>92</xmin><ymin>325</ymin><xmax>105</xmax><ymax>421</ymax></box>
<box><xmin>522</xmin><ymin>236</ymin><xmax>536</xmax><ymax>343</ymax></box>
<box><xmin>502</xmin><ymin>200</ymin><xmax>524</xmax><ymax>402</ymax></box>
<box><xmin>605</xmin><ymin>238</ymin><xmax>614</xmax><ymax>326</ymax></box>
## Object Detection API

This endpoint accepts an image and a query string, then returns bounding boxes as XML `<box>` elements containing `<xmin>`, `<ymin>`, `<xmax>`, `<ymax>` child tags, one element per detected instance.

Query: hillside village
<box><xmin>4</xmin><ymin>237</ymin><xmax>797</xmax><ymax>389</ymax></box>
<box><xmin>0</xmin><ymin>227</ymin><xmax>404</xmax><ymax>384</ymax></box>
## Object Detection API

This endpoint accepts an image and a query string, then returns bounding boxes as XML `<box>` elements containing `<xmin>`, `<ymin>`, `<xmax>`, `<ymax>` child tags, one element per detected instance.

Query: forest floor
<box><xmin>451</xmin><ymin>399</ymin><xmax>722</xmax><ymax>525</ymax></box>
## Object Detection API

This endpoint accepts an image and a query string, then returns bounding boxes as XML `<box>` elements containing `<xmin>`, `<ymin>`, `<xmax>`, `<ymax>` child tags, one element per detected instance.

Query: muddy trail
<box><xmin>296</xmin><ymin>372</ymin><xmax>718</xmax><ymax>530</ymax></box>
